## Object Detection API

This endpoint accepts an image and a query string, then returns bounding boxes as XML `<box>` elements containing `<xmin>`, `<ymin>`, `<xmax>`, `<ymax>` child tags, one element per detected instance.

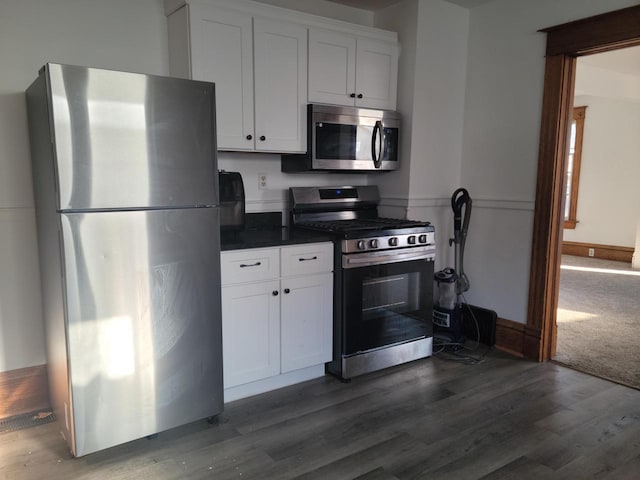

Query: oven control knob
<box><xmin>418</xmin><ymin>234</ymin><xmax>427</xmax><ymax>243</ymax></box>
<box><xmin>388</xmin><ymin>237</ymin><xmax>399</xmax><ymax>247</ymax></box>
<box><xmin>357</xmin><ymin>240</ymin><xmax>366</xmax><ymax>250</ymax></box>
<box><xmin>369</xmin><ymin>239</ymin><xmax>379</xmax><ymax>248</ymax></box>
<box><xmin>408</xmin><ymin>235</ymin><xmax>416</xmax><ymax>244</ymax></box>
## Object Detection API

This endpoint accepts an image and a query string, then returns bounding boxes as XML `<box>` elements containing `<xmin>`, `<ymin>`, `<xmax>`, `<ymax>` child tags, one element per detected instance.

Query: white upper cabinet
<box><xmin>355</xmin><ymin>38</ymin><xmax>399</xmax><ymax>110</ymax></box>
<box><xmin>166</xmin><ymin>0</ymin><xmax>399</xmax><ymax>151</ymax></box>
<box><xmin>168</xmin><ymin>3</ymin><xmax>307</xmax><ymax>152</ymax></box>
<box><xmin>188</xmin><ymin>6</ymin><xmax>254</xmax><ymax>150</ymax></box>
<box><xmin>308</xmin><ymin>30</ymin><xmax>356</xmax><ymax>107</ymax></box>
<box><xmin>309</xmin><ymin>28</ymin><xmax>398</xmax><ymax>111</ymax></box>
<box><xmin>253</xmin><ymin>19</ymin><xmax>307</xmax><ymax>153</ymax></box>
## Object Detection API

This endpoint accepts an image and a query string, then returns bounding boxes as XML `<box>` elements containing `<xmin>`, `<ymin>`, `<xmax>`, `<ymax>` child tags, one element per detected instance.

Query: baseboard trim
<box><xmin>562</xmin><ymin>241</ymin><xmax>634</xmax><ymax>263</ymax></box>
<box><xmin>495</xmin><ymin>318</ymin><xmax>542</xmax><ymax>361</ymax></box>
<box><xmin>495</xmin><ymin>318</ymin><xmax>525</xmax><ymax>357</ymax></box>
<box><xmin>0</xmin><ymin>364</ymin><xmax>50</xmax><ymax>419</ymax></box>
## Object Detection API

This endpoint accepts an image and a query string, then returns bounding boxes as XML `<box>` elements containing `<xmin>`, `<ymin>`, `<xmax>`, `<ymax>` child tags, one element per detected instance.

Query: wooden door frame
<box><xmin>527</xmin><ymin>5</ymin><xmax>640</xmax><ymax>361</ymax></box>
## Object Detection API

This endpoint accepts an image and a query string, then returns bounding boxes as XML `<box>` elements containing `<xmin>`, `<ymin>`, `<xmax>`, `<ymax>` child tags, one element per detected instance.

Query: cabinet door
<box><xmin>355</xmin><ymin>38</ymin><xmax>398</xmax><ymax>110</ymax></box>
<box><xmin>281</xmin><ymin>273</ymin><xmax>333</xmax><ymax>373</ymax></box>
<box><xmin>189</xmin><ymin>4</ymin><xmax>254</xmax><ymax>150</ymax></box>
<box><xmin>222</xmin><ymin>281</ymin><xmax>280</xmax><ymax>388</ymax></box>
<box><xmin>254</xmin><ymin>19</ymin><xmax>308</xmax><ymax>153</ymax></box>
<box><xmin>308</xmin><ymin>29</ymin><xmax>356</xmax><ymax>107</ymax></box>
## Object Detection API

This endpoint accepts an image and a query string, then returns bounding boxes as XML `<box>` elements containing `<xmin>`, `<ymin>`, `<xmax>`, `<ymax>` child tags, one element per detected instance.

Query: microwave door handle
<box><xmin>378</xmin><ymin>122</ymin><xmax>385</xmax><ymax>164</ymax></box>
<box><xmin>372</xmin><ymin>120</ymin><xmax>382</xmax><ymax>168</ymax></box>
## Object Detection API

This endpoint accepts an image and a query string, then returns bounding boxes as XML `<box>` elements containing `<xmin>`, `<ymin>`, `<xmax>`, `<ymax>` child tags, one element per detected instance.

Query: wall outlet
<box><xmin>588</xmin><ymin>248</ymin><xmax>595</xmax><ymax>257</ymax></box>
<box><xmin>258</xmin><ymin>173</ymin><xmax>268</xmax><ymax>190</ymax></box>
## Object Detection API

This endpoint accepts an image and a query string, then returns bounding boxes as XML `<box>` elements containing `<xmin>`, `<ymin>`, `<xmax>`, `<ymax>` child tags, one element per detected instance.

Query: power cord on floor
<box><xmin>433</xmin><ymin>295</ymin><xmax>492</xmax><ymax>365</ymax></box>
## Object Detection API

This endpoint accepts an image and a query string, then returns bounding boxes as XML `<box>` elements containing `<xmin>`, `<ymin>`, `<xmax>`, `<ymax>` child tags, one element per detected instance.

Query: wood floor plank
<box><xmin>533</xmin><ymin>382</ymin><xmax>634</xmax><ymax>435</ymax></box>
<box><xmin>563</xmin><ymin>426</ymin><xmax>640</xmax><ymax>478</ymax></box>
<box><xmin>353</xmin><ymin>466</ymin><xmax>400</xmax><ymax>480</ymax></box>
<box><xmin>1</xmin><ymin>350</ymin><xmax>639</xmax><ymax>480</ymax></box>
<box><xmin>293</xmin><ymin>433</ymin><xmax>427</xmax><ymax>480</ymax></box>
<box><xmin>534</xmin><ymin>402</ymin><xmax>640</xmax><ymax>476</ymax></box>
<box><xmin>477</xmin><ymin>456</ymin><xmax>556</xmax><ymax>480</ymax></box>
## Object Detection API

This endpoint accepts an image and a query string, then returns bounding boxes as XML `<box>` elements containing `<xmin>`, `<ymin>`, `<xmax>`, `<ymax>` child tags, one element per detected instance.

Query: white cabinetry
<box><xmin>220</xmin><ymin>242</ymin><xmax>333</xmax><ymax>402</ymax></box>
<box><xmin>308</xmin><ymin>28</ymin><xmax>398</xmax><ymax>111</ymax></box>
<box><xmin>168</xmin><ymin>4</ymin><xmax>307</xmax><ymax>152</ymax></box>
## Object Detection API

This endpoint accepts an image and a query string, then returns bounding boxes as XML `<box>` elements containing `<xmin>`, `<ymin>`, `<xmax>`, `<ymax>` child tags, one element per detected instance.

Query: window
<box><xmin>564</xmin><ymin>106</ymin><xmax>586</xmax><ymax>229</ymax></box>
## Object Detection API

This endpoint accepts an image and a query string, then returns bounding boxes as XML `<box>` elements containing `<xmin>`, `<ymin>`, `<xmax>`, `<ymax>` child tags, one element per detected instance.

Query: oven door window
<box><xmin>342</xmin><ymin>259</ymin><xmax>433</xmax><ymax>355</ymax></box>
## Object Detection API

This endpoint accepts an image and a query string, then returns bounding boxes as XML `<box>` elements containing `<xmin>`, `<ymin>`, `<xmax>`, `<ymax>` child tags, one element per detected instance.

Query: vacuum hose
<box><xmin>450</xmin><ymin>188</ymin><xmax>472</xmax><ymax>301</ymax></box>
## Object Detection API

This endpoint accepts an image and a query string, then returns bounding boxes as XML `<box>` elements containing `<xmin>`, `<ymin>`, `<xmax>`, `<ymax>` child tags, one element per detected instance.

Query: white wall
<box><xmin>575</xmin><ymin>64</ymin><xmax>640</xmax><ymax>102</ymax></box>
<box><xmin>459</xmin><ymin>0</ymin><xmax>639</xmax><ymax>323</ymax></box>
<box><xmin>563</xmin><ymin>95</ymin><xmax>640</xmax><ymax>247</ymax></box>
<box><xmin>373</xmin><ymin>0</ymin><xmax>419</xmax><ymax>210</ymax></box>
<box><xmin>375</xmin><ymin>0</ymin><xmax>469</xmax><ymax>271</ymax></box>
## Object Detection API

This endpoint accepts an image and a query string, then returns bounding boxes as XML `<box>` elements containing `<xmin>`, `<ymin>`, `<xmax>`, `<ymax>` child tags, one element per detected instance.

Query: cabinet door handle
<box><xmin>357</xmin><ymin>93</ymin><xmax>363</xmax><ymax>99</ymax></box>
<box><xmin>298</xmin><ymin>256</ymin><xmax>318</xmax><ymax>262</ymax></box>
<box><xmin>284</xmin><ymin>288</ymin><xmax>290</xmax><ymax>294</ymax></box>
<box><xmin>259</xmin><ymin>135</ymin><xmax>266</xmax><ymax>141</ymax></box>
<box><xmin>246</xmin><ymin>134</ymin><xmax>253</xmax><ymax>140</ymax></box>
<box><xmin>240</xmin><ymin>261</ymin><xmax>261</xmax><ymax>268</ymax></box>
<box><xmin>272</xmin><ymin>290</ymin><xmax>279</xmax><ymax>296</ymax></box>
<box><xmin>349</xmin><ymin>93</ymin><xmax>356</xmax><ymax>98</ymax></box>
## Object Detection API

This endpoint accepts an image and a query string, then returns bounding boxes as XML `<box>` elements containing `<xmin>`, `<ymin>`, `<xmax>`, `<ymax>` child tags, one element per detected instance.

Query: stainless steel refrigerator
<box><xmin>26</xmin><ymin>63</ymin><xmax>223</xmax><ymax>457</ymax></box>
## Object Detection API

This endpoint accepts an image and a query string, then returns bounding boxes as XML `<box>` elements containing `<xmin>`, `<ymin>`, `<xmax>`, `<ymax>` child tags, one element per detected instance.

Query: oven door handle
<box><xmin>343</xmin><ymin>249</ymin><xmax>435</xmax><ymax>269</ymax></box>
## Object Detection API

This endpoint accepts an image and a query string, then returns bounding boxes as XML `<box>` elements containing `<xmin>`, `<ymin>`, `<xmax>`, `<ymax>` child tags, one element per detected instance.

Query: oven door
<box><xmin>341</xmin><ymin>253</ymin><xmax>434</xmax><ymax>356</ymax></box>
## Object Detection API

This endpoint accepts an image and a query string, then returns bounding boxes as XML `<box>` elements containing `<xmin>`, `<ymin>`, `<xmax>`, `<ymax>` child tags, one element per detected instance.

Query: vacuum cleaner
<box><xmin>434</xmin><ymin>188</ymin><xmax>472</xmax><ymax>348</ymax></box>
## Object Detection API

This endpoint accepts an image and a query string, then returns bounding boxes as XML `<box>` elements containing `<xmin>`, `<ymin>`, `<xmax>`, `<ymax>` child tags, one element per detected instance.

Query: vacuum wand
<box><xmin>450</xmin><ymin>188</ymin><xmax>472</xmax><ymax>304</ymax></box>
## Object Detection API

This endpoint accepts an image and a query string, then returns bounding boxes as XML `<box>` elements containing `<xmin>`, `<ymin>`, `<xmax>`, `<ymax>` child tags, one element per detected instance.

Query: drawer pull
<box><xmin>298</xmin><ymin>256</ymin><xmax>318</xmax><ymax>262</ymax></box>
<box><xmin>240</xmin><ymin>261</ymin><xmax>262</xmax><ymax>268</ymax></box>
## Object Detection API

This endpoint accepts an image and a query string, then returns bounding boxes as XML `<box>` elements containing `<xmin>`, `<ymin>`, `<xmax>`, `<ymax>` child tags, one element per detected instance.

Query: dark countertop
<box><xmin>220</xmin><ymin>226</ymin><xmax>334</xmax><ymax>251</ymax></box>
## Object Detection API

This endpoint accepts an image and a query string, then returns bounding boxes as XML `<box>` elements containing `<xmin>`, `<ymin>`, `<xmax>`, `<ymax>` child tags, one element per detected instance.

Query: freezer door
<box><xmin>60</xmin><ymin>208</ymin><xmax>222</xmax><ymax>457</ymax></box>
<box><xmin>47</xmin><ymin>63</ymin><xmax>218</xmax><ymax>210</ymax></box>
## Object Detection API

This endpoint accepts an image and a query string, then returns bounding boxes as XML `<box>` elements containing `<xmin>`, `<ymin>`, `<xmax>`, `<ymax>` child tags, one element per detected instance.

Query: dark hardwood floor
<box><xmin>2</xmin><ymin>350</ymin><xmax>639</xmax><ymax>479</ymax></box>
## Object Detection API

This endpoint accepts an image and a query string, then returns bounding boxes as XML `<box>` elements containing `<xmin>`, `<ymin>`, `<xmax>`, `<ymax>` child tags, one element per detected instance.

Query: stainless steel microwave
<box><xmin>281</xmin><ymin>104</ymin><xmax>400</xmax><ymax>172</ymax></box>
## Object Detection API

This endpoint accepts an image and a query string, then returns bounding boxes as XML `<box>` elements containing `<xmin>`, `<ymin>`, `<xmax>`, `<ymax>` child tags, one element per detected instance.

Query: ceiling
<box><xmin>579</xmin><ymin>45</ymin><xmax>640</xmax><ymax>77</ymax></box>
<box><xmin>325</xmin><ymin>0</ymin><xmax>496</xmax><ymax>10</ymax></box>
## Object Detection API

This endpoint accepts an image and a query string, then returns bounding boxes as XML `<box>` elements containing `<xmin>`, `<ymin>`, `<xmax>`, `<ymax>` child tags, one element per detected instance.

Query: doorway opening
<box><xmin>526</xmin><ymin>5</ymin><xmax>640</xmax><ymax>363</ymax></box>
<box><xmin>553</xmin><ymin>46</ymin><xmax>640</xmax><ymax>388</ymax></box>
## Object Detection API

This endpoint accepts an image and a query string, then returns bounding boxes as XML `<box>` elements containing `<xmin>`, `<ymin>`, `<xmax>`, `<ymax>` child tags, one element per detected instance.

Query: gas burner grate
<box><xmin>297</xmin><ymin>217</ymin><xmax>430</xmax><ymax>233</ymax></box>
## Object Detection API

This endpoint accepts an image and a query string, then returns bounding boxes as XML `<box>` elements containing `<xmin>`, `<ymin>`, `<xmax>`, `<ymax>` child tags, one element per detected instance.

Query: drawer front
<box><xmin>281</xmin><ymin>242</ymin><xmax>333</xmax><ymax>277</ymax></box>
<box><xmin>221</xmin><ymin>248</ymin><xmax>280</xmax><ymax>285</ymax></box>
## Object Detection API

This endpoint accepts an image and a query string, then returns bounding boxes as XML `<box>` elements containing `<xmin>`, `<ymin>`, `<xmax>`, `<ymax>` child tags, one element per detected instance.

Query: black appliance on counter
<box><xmin>219</xmin><ymin>170</ymin><xmax>245</xmax><ymax>232</ymax></box>
<box><xmin>290</xmin><ymin>185</ymin><xmax>435</xmax><ymax>380</ymax></box>
<box><xmin>282</xmin><ymin>104</ymin><xmax>400</xmax><ymax>173</ymax></box>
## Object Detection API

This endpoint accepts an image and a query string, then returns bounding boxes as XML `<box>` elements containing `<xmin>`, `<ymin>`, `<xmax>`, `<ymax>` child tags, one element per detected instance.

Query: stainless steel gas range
<box><xmin>290</xmin><ymin>186</ymin><xmax>436</xmax><ymax>380</ymax></box>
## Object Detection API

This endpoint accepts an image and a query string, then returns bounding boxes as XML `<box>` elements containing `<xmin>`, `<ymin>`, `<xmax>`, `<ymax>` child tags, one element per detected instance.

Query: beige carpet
<box><xmin>554</xmin><ymin>255</ymin><xmax>640</xmax><ymax>389</ymax></box>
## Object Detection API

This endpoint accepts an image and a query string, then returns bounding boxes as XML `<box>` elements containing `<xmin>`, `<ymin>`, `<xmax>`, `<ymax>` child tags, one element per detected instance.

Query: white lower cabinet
<box><xmin>221</xmin><ymin>280</ymin><xmax>280</xmax><ymax>388</ymax></box>
<box><xmin>281</xmin><ymin>273</ymin><xmax>333</xmax><ymax>373</ymax></box>
<box><xmin>220</xmin><ymin>242</ymin><xmax>333</xmax><ymax>402</ymax></box>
